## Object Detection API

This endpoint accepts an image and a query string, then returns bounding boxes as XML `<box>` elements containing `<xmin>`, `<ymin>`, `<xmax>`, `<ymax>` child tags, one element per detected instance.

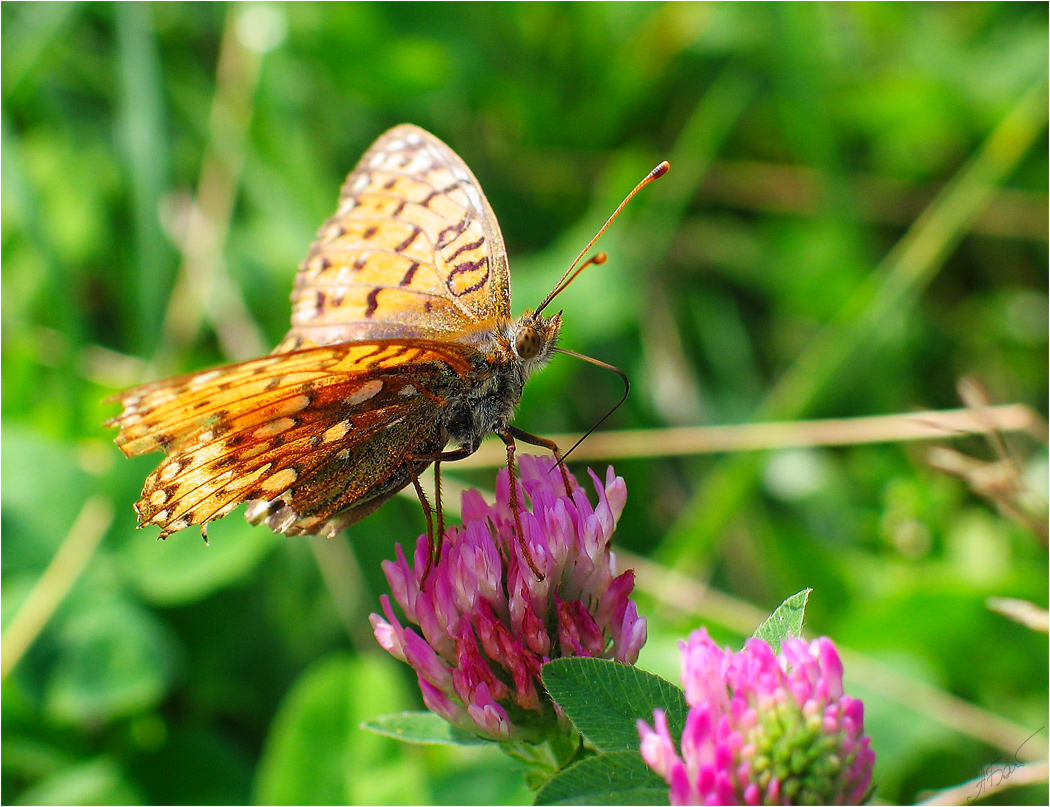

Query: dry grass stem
<box><xmin>928</xmin><ymin>446</ymin><xmax>1049</xmax><ymax>543</ymax></box>
<box><xmin>917</xmin><ymin>757</ymin><xmax>1048</xmax><ymax>805</ymax></box>
<box><xmin>455</xmin><ymin>404</ymin><xmax>1045</xmax><ymax>469</ymax></box>
<box><xmin>986</xmin><ymin>597</ymin><xmax>1050</xmax><ymax>633</ymax></box>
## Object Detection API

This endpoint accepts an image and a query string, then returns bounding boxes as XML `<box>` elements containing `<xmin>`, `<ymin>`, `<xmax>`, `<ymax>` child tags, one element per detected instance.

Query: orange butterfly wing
<box><xmin>110</xmin><ymin>124</ymin><xmax>518</xmax><ymax>539</ymax></box>
<box><xmin>107</xmin><ymin>341</ymin><xmax>478</xmax><ymax>538</ymax></box>
<box><xmin>277</xmin><ymin>124</ymin><xmax>512</xmax><ymax>351</ymax></box>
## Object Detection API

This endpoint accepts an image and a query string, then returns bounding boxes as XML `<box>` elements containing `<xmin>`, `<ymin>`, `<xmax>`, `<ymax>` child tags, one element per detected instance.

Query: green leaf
<box><xmin>118</xmin><ymin>511</ymin><xmax>280</xmax><ymax>606</ymax></box>
<box><xmin>753</xmin><ymin>588</ymin><xmax>812</xmax><ymax>653</ymax></box>
<box><xmin>542</xmin><ymin>659</ymin><xmax>688</xmax><ymax>753</ymax></box>
<box><xmin>253</xmin><ymin>653</ymin><xmax>429</xmax><ymax>805</ymax></box>
<box><xmin>363</xmin><ymin>711</ymin><xmax>493</xmax><ymax>746</ymax></box>
<box><xmin>1</xmin><ymin>428</ymin><xmax>93</xmax><ymax>568</ymax></box>
<box><xmin>15</xmin><ymin>757</ymin><xmax>144</xmax><ymax>805</ymax></box>
<box><xmin>534</xmin><ymin>750</ymin><xmax>668</xmax><ymax>806</ymax></box>
<box><xmin>44</xmin><ymin>595</ymin><xmax>179</xmax><ymax>724</ymax></box>
<box><xmin>127</xmin><ymin>724</ymin><xmax>254</xmax><ymax>804</ymax></box>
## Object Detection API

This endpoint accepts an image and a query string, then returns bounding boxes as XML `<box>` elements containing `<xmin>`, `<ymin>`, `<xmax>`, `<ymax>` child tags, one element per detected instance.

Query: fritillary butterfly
<box><xmin>107</xmin><ymin>125</ymin><xmax>666</xmax><ymax>572</ymax></box>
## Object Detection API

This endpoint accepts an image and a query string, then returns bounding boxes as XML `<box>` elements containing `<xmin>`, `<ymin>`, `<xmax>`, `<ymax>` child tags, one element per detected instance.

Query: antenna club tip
<box><xmin>652</xmin><ymin>160</ymin><xmax>670</xmax><ymax>179</ymax></box>
<box><xmin>593</xmin><ymin>251</ymin><xmax>608</xmax><ymax>264</ymax></box>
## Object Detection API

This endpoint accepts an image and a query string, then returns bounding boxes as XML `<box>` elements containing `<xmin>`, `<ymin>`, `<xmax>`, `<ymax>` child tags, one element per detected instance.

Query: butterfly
<box><xmin>107</xmin><ymin>124</ymin><xmax>667</xmax><ymax>576</ymax></box>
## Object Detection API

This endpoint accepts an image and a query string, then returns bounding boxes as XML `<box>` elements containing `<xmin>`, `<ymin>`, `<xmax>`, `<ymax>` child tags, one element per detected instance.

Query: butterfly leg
<box><xmin>423</xmin><ymin>460</ymin><xmax>447</xmax><ymax>585</ymax></box>
<box><xmin>404</xmin><ymin>450</ymin><xmax>471</xmax><ymax>584</ymax></box>
<box><xmin>405</xmin><ymin>463</ymin><xmax>437</xmax><ymax>581</ymax></box>
<box><xmin>506</xmin><ymin>425</ymin><xmax>573</xmax><ymax>496</ymax></box>
<box><xmin>496</xmin><ymin>428</ymin><xmax>545</xmax><ymax>581</ymax></box>
<box><xmin>434</xmin><ymin>461</ymin><xmax>446</xmax><ymax>554</ymax></box>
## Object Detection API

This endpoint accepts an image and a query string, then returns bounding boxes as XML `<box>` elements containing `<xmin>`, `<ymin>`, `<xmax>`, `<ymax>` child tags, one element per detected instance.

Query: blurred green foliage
<box><xmin>2</xmin><ymin>2</ymin><xmax>1047</xmax><ymax>804</ymax></box>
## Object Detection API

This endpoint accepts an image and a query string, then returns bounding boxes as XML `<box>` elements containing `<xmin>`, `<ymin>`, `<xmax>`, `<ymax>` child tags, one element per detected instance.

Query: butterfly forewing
<box><xmin>279</xmin><ymin>124</ymin><xmax>512</xmax><ymax>351</ymax></box>
<box><xmin>107</xmin><ymin>341</ymin><xmax>477</xmax><ymax>538</ymax></box>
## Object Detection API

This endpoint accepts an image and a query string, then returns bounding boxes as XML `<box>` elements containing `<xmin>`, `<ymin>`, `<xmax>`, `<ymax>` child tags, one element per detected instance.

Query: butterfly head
<box><xmin>509</xmin><ymin>310</ymin><xmax>562</xmax><ymax>375</ymax></box>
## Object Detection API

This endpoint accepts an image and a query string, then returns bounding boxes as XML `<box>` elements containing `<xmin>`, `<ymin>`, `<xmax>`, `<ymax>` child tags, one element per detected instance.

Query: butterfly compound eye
<box><xmin>516</xmin><ymin>325</ymin><xmax>543</xmax><ymax>360</ymax></box>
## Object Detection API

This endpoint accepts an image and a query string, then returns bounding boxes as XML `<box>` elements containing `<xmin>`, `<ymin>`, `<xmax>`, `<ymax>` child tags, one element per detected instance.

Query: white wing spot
<box><xmin>169</xmin><ymin>515</ymin><xmax>192</xmax><ymax>532</ymax></box>
<box><xmin>323</xmin><ymin>420</ymin><xmax>352</xmax><ymax>443</ymax></box>
<box><xmin>462</xmin><ymin>182</ymin><xmax>484</xmax><ymax>212</ymax></box>
<box><xmin>241</xmin><ymin>442</ymin><xmax>272</xmax><ymax>460</ymax></box>
<box><xmin>211</xmin><ymin>469</ymin><xmax>236</xmax><ymax>488</ymax></box>
<box><xmin>399</xmin><ymin>385</ymin><xmax>418</xmax><ymax>397</ymax></box>
<box><xmin>272</xmin><ymin>394</ymin><xmax>311</xmax><ymax>417</ymax></box>
<box><xmin>262</xmin><ymin>467</ymin><xmax>298</xmax><ymax>494</ymax></box>
<box><xmin>253</xmin><ymin>418</ymin><xmax>296</xmax><ymax>439</ymax></box>
<box><xmin>345</xmin><ymin>379</ymin><xmax>383</xmax><ymax>406</ymax></box>
<box><xmin>228</xmin><ymin>463</ymin><xmax>273</xmax><ymax>492</ymax></box>
<box><xmin>192</xmin><ymin>442</ymin><xmax>224</xmax><ymax>465</ymax></box>
<box><xmin>160</xmin><ymin>461</ymin><xmax>184</xmax><ymax>482</ymax></box>
<box><xmin>191</xmin><ymin>370</ymin><xmax>223</xmax><ymax>387</ymax></box>
<box><xmin>149</xmin><ymin>390</ymin><xmax>177</xmax><ymax>407</ymax></box>
<box><xmin>402</xmin><ymin>153</ymin><xmax>431</xmax><ymax>174</ymax></box>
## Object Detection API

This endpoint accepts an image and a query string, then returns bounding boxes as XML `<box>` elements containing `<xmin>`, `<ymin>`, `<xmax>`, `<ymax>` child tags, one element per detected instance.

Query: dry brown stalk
<box><xmin>455</xmin><ymin>404</ymin><xmax>1045</xmax><ymax>469</ymax></box>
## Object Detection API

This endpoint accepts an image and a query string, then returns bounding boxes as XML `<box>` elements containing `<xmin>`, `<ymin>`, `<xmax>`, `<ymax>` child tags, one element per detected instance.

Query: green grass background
<box><xmin>3</xmin><ymin>3</ymin><xmax>1047</xmax><ymax>804</ymax></box>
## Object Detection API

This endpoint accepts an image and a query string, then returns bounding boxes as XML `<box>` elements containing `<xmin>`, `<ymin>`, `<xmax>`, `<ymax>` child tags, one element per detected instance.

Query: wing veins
<box><xmin>303</xmin><ymin>242</ymin><xmax>482</xmax><ymax>324</ymax></box>
<box><xmin>337</xmin><ymin>195</ymin><xmax>466</xmax><ymax>228</ymax></box>
<box><xmin>168</xmin><ymin>401</ymin><xmax>433</xmax><ymax>526</ymax></box>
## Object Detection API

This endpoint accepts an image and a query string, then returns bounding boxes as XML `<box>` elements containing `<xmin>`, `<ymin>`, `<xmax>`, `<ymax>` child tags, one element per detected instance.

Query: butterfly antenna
<box><xmin>551</xmin><ymin>348</ymin><xmax>630</xmax><ymax>465</ymax></box>
<box><xmin>535</xmin><ymin>160</ymin><xmax>670</xmax><ymax>316</ymax></box>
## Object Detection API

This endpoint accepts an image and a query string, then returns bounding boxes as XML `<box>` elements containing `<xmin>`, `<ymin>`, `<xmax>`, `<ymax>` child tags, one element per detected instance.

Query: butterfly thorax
<box><xmin>443</xmin><ymin>311</ymin><xmax>562</xmax><ymax>454</ymax></box>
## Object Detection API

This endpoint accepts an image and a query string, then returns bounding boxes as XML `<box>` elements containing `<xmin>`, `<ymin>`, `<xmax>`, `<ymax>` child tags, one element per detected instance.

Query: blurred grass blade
<box><xmin>1</xmin><ymin>112</ymin><xmax>85</xmax><ymax>344</ymax></box>
<box><xmin>1</xmin><ymin>2</ymin><xmax>79</xmax><ymax>98</ymax></box>
<box><xmin>156</xmin><ymin>4</ymin><xmax>274</xmax><ymax>367</ymax></box>
<box><xmin>115</xmin><ymin>2</ymin><xmax>174</xmax><ymax>355</ymax></box>
<box><xmin>659</xmin><ymin>77</ymin><xmax>1050</xmax><ymax>569</ymax></box>
<box><xmin>631</xmin><ymin>64</ymin><xmax>759</xmax><ymax>264</ymax></box>
<box><xmin>1</xmin><ymin>496</ymin><xmax>113</xmax><ymax>680</ymax></box>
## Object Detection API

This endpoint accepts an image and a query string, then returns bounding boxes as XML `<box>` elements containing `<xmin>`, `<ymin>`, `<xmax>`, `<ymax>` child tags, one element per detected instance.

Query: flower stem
<box><xmin>502</xmin><ymin>729</ymin><xmax>586</xmax><ymax>789</ymax></box>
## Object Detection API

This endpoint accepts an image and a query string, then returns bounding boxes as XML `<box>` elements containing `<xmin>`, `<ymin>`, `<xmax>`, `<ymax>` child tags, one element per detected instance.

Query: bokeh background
<box><xmin>3</xmin><ymin>3</ymin><xmax>1047</xmax><ymax>804</ymax></box>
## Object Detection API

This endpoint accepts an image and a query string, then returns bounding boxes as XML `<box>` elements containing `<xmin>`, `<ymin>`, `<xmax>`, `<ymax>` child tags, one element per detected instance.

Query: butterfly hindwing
<box><xmin>280</xmin><ymin>124</ymin><xmax>512</xmax><ymax>350</ymax></box>
<box><xmin>107</xmin><ymin>341</ymin><xmax>477</xmax><ymax>538</ymax></box>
